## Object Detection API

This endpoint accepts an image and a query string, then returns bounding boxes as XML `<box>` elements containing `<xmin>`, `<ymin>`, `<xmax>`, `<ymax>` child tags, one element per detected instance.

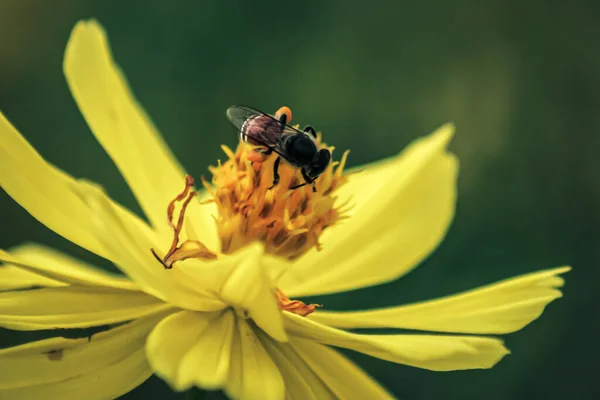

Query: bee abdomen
<box><xmin>240</xmin><ymin>115</ymin><xmax>280</xmax><ymax>146</ymax></box>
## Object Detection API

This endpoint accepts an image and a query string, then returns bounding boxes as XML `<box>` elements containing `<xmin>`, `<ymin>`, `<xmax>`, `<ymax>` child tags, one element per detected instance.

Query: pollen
<box><xmin>203</xmin><ymin>135</ymin><xmax>350</xmax><ymax>261</ymax></box>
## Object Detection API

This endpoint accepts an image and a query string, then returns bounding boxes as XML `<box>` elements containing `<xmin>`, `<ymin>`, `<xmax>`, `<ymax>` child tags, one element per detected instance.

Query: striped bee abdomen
<box><xmin>239</xmin><ymin>115</ymin><xmax>283</xmax><ymax>146</ymax></box>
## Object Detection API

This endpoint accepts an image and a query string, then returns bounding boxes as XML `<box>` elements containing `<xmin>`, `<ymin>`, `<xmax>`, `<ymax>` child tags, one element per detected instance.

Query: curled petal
<box><xmin>219</xmin><ymin>243</ymin><xmax>287</xmax><ymax>342</ymax></box>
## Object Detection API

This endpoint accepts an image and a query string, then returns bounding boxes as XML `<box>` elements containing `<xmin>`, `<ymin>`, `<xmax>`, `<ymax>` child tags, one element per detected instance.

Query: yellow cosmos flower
<box><xmin>0</xmin><ymin>19</ymin><xmax>569</xmax><ymax>400</ymax></box>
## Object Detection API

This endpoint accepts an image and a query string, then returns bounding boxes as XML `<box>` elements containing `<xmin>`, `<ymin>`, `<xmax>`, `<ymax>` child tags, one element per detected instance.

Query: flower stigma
<box><xmin>153</xmin><ymin>107</ymin><xmax>351</xmax><ymax>316</ymax></box>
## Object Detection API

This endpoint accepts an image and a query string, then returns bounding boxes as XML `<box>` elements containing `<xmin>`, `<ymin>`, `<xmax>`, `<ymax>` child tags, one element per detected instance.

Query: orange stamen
<box><xmin>151</xmin><ymin>174</ymin><xmax>200</xmax><ymax>269</ymax></box>
<box><xmin>207</xmin><ymin>140</ymin><xmax>350</xmax><ymax>260</ymax></box>
<box><xmin>275</xmin><ymin>288</ymin><xmax>321</xmax><ymax>317</ymax></box>
<box><xmin>167</xmin><ymin>174</ymin><xmax>195</xmax><ymax>228</ymax></box>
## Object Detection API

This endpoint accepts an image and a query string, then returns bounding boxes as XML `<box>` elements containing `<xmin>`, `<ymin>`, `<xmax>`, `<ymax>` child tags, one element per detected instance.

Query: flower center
<box><xmin>203</xmin><ymin>139</ymin><xmax>349</xmax><ymax>260</ymax></box>
<box><xmin>151</xmin><ymin>107</ymin><xmax>349</xmax><ymax>317</ymax></box>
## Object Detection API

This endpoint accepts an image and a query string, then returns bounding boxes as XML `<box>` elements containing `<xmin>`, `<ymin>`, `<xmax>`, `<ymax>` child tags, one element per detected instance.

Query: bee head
<box><xmin>289</xmin><ymin>135</ymin><xmax>318</xmax><ymax>164</ymax></box>
<box><xmin>306</xmin><ymin>148</ymin><xmax>331</xmax><ymax>178</ymax></box>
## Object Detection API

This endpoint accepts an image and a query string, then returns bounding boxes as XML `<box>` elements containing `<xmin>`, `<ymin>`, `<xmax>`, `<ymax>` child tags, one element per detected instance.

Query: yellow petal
<box><xmin>0</xmin><ymin>286</ymin><xmax>172</xmax><ymax>330</ymax></box>
<box><xmin>280</xmin><ymin>124</ymin><xmax>458</xmax><ymax>296</ymax></box>
<box><xmin>0</xmin><ymin>111</ymin><xmax>172</xmax><ymax>265</ymax></box>
<box><xmin>0</xmin><ymin>243</ymin><xmax>138</xmax><ymax>291</ymax></box>
<box><xmin>0</xmin><ymin>264</ymin><xmax>63</xmax><ymax>291</ymax></box>
<box><xmin>311</xmin><ymin>267</ymin><xmax>570</xmax><ymax>334</ymax></box>
<box><xmin>176</xmin><ymin>310</ymin><xmax>235</xmax><ymax>390</ymax></box>
<box><xmin>146</xmin><ymin>310</ymin><xmax>221</xmax><ymax>391</ymax></box>
<box><xmin>284</xmin><ymin>313</ymin><xmax>509</xmax><ymax>371</ymax></box>
<box><xmin>290</xmin><ymin>337</ymin><xmax>394</xmax><ymax>400</ymax></box>
<box><xmin>0</xmin><ymin>112</ymin><xmax>107</xmax><ymax>259</ymax></box>
<box><xmin>262</xmin><ymin>252</ymin><xmax>296</xmax><ymax>284</ymax></box>
<box><xmin>77</xmin><ymin>180</ymin><xmax>227</xmax><ymax>312</ymax></box>
<box><xmin>225</xmin><ymin>319</ymin><xmax>285</xmax><ymax>400</ymax></box>
<box><xmin>63</xmin><ymin>19</ymin><xmax>218</xmax><ymax>250</ymax></box>
<box><xmin>257</xmin><ymin>332</ymin><xmax>337</xmax><ymax>400</ymax></box>
<box><xmin>0</xmin><ymin>313</ymin><xmax>164</xmax><ymax>399</ymax></box>
<box><xmin>220</xmin><ymin>243</ymin><xmax>287</xmax><ymax>342</ymax></box>
<box><xmin>2</xmin><ymin>348</ymin><xmax>150</xmax><ymax>400</ymax></box>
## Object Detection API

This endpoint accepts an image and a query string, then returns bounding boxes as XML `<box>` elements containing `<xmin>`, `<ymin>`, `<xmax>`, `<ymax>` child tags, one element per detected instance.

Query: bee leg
<box><xmin>290</xmin><ymin>182</ymin><xmax>307</xmax><ymax>190</ymax></box>
<box><xmin>268</xmin><ymin>156</ymin><xmax>281</xmax><ymax>190</ymax></box>
<box><xmin>303</xmin><ymin>125</ymin><xmax>317</xmax><ymax>138</ymax></box>
<box><xmin>278</xmin><ymin>113</ymin><xmax>287</xmax><ymax>127</ymax></box>
<box><xmin>257</xmin><ymin>147</ymin><xmax>273</xmax><ymax>155</ymax></box>
<box><xmin>290</xmin><ymin>169</ymin><xmax>316</xmax><ymax>192</ymax></box>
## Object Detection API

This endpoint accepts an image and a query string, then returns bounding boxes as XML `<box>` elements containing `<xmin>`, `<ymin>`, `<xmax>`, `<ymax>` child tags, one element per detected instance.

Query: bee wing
<box><xmin>280</xmin><ymin>124</ymin><xmax>305</xmax><ymax>137</ymax></box>
<box><xmin>226</xmin><ymin>105</ymin><xmax>265</xmax><ymax>130</ymax></box>
<box><xmin>226</xmin><ymin>105</ymin><xmax>308</xmax><ymax>158</ymax></box>
<box><xmin>227</xmin><ymin>105</ymin><xmax>305</xmax><ymax>135</ymax></box>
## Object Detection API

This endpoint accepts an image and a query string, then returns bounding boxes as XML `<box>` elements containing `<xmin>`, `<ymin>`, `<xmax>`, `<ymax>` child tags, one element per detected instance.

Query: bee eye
<box><xmin>307</xmin><ymin>149</ymin><xmax>331</xmax><ymax>177</ymax></box>
<box><xmin>291</xmin><ymin>136</ymin><xmax>317</xmax><ymax>163</ymax></box>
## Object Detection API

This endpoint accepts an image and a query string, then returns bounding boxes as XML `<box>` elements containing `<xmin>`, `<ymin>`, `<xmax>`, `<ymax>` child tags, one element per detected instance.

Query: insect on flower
<box><xmin>226</xmin><ymin>105</ymin><xmax>332</xmax><ymax>192</ymax></box>
<box><xmin>0</xmin><ymin>19</ymin><xmax>571</xmax><ymax>400</ymax></box>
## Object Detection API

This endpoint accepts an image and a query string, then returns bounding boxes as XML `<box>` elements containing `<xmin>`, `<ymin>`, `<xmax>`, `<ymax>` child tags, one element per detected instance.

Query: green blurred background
<box><xmin>0</xmin><ymin>0</ymin><xmax>597</xmax><ymax>399</ymax></box>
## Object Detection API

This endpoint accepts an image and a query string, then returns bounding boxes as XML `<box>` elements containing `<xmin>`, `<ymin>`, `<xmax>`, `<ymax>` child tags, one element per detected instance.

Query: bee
<box><xmin>226</xmin><ymin>105</ymin><xmax>331</xmax><ymax>192</ymax></box>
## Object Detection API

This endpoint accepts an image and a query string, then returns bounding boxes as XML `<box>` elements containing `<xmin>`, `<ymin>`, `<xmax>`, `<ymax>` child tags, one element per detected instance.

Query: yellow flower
<box><xmin>0</xmin><ymin>19</ymin><xmax>569</xmax><ymax>400</ymax></box>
